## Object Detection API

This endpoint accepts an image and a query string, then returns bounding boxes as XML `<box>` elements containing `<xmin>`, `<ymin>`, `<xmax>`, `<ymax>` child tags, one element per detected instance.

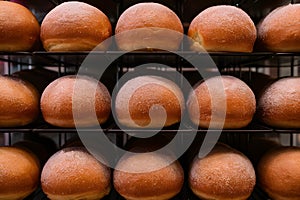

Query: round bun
<box><xmin>0</xmin><ymin>75</ymin><xmax>39</xmax><ymax>127</ymax></box>
<box><xmin>41</xmin><ymin>1</ymin><xmax>112</xmax><ymax>51</ymax></box>
<box><xmin>187</xmin><ymin>75</ymin><xmax>256</xmax><ymax>129</ymax></box>
<box><xmin>41</xmin><ymin>75</ymin><xmax>111</xmax><ymax>128</ymax></box>
<box><xmin>41</xmin><ymin>147</ymin><xmax>111</xmax><ymax>200</ymax></box>
<box><xmin>257</xmin><ymin>4</ymin><xmax>300</xmax><ymax>52</ymax></box>
<box><xmin>188</xmin><ymin>5</ymin><xmax>256</xmax><ymax>52</ymax></box>
<box><xmin>115</xmin><ymin>75</ymin><xmax>184</xmax><ymax>128</ymax></box>
<box><xmin>257</xmin><ymin>77</ymin><xmax>300</xmax><ymax>128</ymax></box>
<box><xmin>0</xmin><ymin>147</ymin><xmax>40</xmax><ymax>200</ymax></box>
<box><xmin>113</xmin><ymin>151</ymin><xmax>184</xmax><ymax>200</ymax></box>
<box><xmin>0</xmin><ymin>1</ymin><xmax>40</xmax><ymax>51</ymax></box>
<box><xmin>115</xmin><ymin>2</ymin><xmax>183</xmax><ymax>51</ymax></box>
<box><xmin>257</xmin><ymin>146</ymin><xmax>300</xmax><ymax>200</ymax></box>
<box><xmin>189</xmin><ymin>143</ymin><xmax>256</xmax><ymax>200</ymax></box>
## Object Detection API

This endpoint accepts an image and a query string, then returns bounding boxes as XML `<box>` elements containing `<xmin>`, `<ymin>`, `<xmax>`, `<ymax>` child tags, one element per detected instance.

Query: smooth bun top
<box><xmin>257</xmin><ymin>146</ymin><xmax>300</xmax><ymax>200</ymax></box>
<box><xmin>41</xmin><ymin>1</ymin><xmax>112</xmax><ymax>51</ymax></box>
<box><xmin>0</xmin><ymin>1</ymin><xmax>40</xmax><ymax>51</ymax></box>
<box><xmin>257</xmin><ymin>77</ymin><xmax>300</xmax><ymax>128</ymax></box>
<box><xmin>189</xmin><ymin>143</ymin><xmax>256</xmax><ymax>200</ymax></box>
<box><xmin>41</xmin><ymin>147</ymin><xmax>111</xmax><ymax>199</ymax></box>
<box><xmin>257</xmin><ymin>4</ymin><xmax>300</xmax><ymax>52</ymax></box>
<box><xmin>115</xmin><ymin>2</ymin><xmax>183</xmax><ymax>51</ymax></box>
<box><xmin>0</xmin><ymin>147</ymin><xmax>40</xmax><ymax>199</ymax></box>
<box><xmin>115</xmin><ymin>75</ymin><xmax>184</xmax><ymax>128</ymax></box>
<box><xmin>116</xmin><ymin>2</ymin><xmax>183</xmax><ymax>34</ymax></box>
<box><xmin>188</xmin><ymin>5</ymin><xmax>256</xmax><ymax>52</ymax></box>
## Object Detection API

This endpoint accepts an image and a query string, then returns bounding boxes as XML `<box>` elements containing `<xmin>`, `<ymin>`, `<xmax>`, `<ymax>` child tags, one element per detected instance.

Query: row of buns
<box><xmin>0</xmin><ymin>1</ymin><xmax>299</xmax><ymax>52</ymax></box>
<box><xmin>1</xmin><ymin>138</ymin><xmax>300</xmax><ymax>200</ymax></box>
<box><xmin>0</xmin><ymin>73</ymin><xmax>299</xmax><ymax>129</ymax></box>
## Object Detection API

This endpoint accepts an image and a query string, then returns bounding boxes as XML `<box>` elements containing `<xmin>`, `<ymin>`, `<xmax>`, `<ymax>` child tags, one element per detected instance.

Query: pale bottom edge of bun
<box><xmin>0</xmin><ymin>190</ymin><xmax>35</xmax><ymax>200</ymax></box>
<box><xmin>195</xmin><ymin>118</ymin><xmax>253</xmax><ymax>129</ymax></box>
<box><xmin>262</xmin><ymin>119</ymin><xmax>300</xmax><ymax>129</ymax></box>
<box><xmin>121</xmin><ymin>191</ymin><xmax>180</xmax><ymax>200</ymax></box>
<box><xmin>190</xmin><ymin>187</ymin><xmax>251</xmax><ymax>200</ymax></box>
<box><xmin>43</xmin><ymin>39</ymin><xmax>103</xmax><ymax>52</ymax></box>
<box><xmin>43</xmin><ymin>117</ymin><xmax>108</xmax><ymax>128</ymax></box>
<box><xmin>46</xmin><ymin>190</ymin><xmax>110</xmax><ymax>200</ymax></box>
<box><xmin>117</xmin><ymin>117</ymin><xmax>180</xmax><ymax>128</ymax></box>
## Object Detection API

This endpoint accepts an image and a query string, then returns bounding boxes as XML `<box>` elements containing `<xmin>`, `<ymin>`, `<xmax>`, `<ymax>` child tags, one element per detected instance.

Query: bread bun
<box><xmin>257</xmin><ymin>146</ymin><xmax>300</xmax><ymax>200</ymax></box>
<box><xmin>113</xmin><ymin>151</ymin><xmax>184</xmax><ymax>200</ymax></box>
<box><xmin>187</xmin><ymin>75</ymin><xmax>256</xmax><ymax>129</ymax></box>
<box><xmin>41</xmin><ymin>75</ymin><xmax>111</xmax><ymax>128</ymax></box>
<box><xmin>115</xmin><ymin>2</ymin><xmax>183</xmax><ymax>51</ymax></box>
<box><xmin>188</xmin><ymin>5</ymin><xmax>256</xmax><ymax>52</ymax></box>
<box><xmin>257</xmin><ymin>77</ymin><xmax>300</xmax><ymax>128</ymax></box>
<box><xmin>115</xmin><ymin>75</ymin><xmax>184</xmax><ymax>128</ymax></box>
<box><xmin>0</xmin><ymin>147</ymin><xmax>40</xmax><ymax>200</ymax></box>
<box><xmin>257</xmin><ymin>4</ymin><xmax>300</xmax><ymax>52</ymax></box>
<box><xmin>0</xmin><ymin>1</ymin><xmax>40</xmax><ymax>51</ymax></box>
<box><xmin>0</xmin><ymin>75</ymin><xmax>39</xmax><ymax>127</ymax></box>
<box><xmin>189</xmin><ymin>143</ymin><xmax>256</xmax><ymax>200</ymax></box>
<box><xmin>41</xmin><ymin>147</ymin><xmax>111</xmax><ymax>200</ymax></box>
<box><xmin>41</xmin><ymin>1</ymin><xmax>112</xmax><ymax>51</ymax></box>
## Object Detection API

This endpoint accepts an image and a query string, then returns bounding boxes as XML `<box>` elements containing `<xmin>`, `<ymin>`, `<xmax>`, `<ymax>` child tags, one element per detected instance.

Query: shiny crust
<box><xmin>41</xmin><ymin>1</ymin><xmax>112</xmax><ymax>51</ymax></box>
<box><xmin>0</xmin><ymin>1</ymin><xmax>40</xmax><ymax>51</ymax></box>
<box><xmin>257</xmin><ymin>146</ymin><xmax>300</xmax><ymax>200</ymax></box>
<box><xmin>0</xmin><ymin>76</ymin><xmax>39</xmax><ymax>127</ymax></box>
<box><xmin>41</xmin><ymin>147</ymin><xmax>111</xmax><ymax>200</ymax></box>
<box><xmin>40</xmin><ymin>75</ymin><xmax>111</xmax><ymax>128</ymax></box>
<box><xmin>187</xmin><ymin>76</ymin><xmax>256</xmax><ymax>129</ymax></box>
<box><xmin>0</xmin><ymin>147</ymin><xmax>40</xmax><ymax>200</ymax></box>
<box><xmin>115</xmin><ymin>2</ymin><xmax>183</xmax><ymax>51</ymax></box>
<box><xmin>257</xmin><ymin>4</ymin><xmax>300</xmax><ymax>52</ymax></box>
<box><xmin>115</xmin><ymin>76</ymin><xmax>184</xmax><ymax>128</ymax></box>
<box><xmin>188</xmin><ymin>5</ymin><xmax>256</xmax><ymax>52</ymax></box>
<box><xmin>113</xmin><ymin>152</ymin><xmax>184</xmax><ymax>200</ymax></box>
<box><xmin>257</xmin><ymin>77</ymin><xmax>300</xmax><ymax>128</ymax></box>
<box><xmin>189</xmin><ymin>143</ymin><xmax>256</xmax><ymax>200</ymax></box>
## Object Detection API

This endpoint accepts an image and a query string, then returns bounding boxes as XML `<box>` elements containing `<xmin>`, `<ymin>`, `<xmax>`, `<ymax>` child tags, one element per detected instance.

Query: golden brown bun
<box><xmin>41</xmin><ymin>75</ymin><xmax>111</xmax><ymax>128</ymax></box>
<box><xmin>0</xmin><ymin>1</ymin><xmax>40</xmax><ymax>51</ymax></box>
<box><xmin>189</xmin><ymin>143</ymin><xmax>256</xmax><ymax>200</ymax></box>
<box><xmin>113</xmin><ymin>151</ymin><xmax>184</xmax><ymax>200</ymax></box>
<box><xmin>41</xmin><ymin>1</ymin><xmax>112</xmax><ymax>51</ymax></box>
<box><xmin>257</xmin><ymin>77</ymin><xmax>300</xmax><ymax>128</ymax></box>
<box><xmin>0</xmin><ymin>147</ymin><xmax>40</xmax><ymax>200</ymax></box>
<box><xmin>0</xmin><ymin>75</ymin><xmax>39</xmax><ymax>127</ymax></box>
<box><xmin>41</xmin><ymin>147</ymin><xmax>111</xmax><ymax>200</ymax></box>
<box><xmin>115</xmin><ymin>76</ymin><xmax>184</xmax><ymax>128</ymax></box>
<box><xmin>257</xmin><ymin>4</ymin><xmax>300</xmax><ymax>52</ymax></box>
<box><xmin>187</xmin><ymin>75</ymin><xmax>256</xmax><ymax>129</ymax></box>
<box><xmin>257</xmin><ymin>146</ymin><xmax>300</xmax><ymax>200</ymax></box>
<box><xmin>188</xmin><ymin>5</ymin><xmax>256</xmax><ymax>52</ymax></box>
<box><xmin>115</xmin><ymin>2</ymin><xmax>183</xmax><ymax>51</ymax></box>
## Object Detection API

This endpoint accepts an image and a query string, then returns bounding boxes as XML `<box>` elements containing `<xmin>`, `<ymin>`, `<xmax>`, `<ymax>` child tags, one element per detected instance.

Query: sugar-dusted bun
<box><xmin>0</xmin><ymin>147</ymin><xmax>40</xmax><ymax>200</ymax></box>
<box><xmin>257</xmin><ymin>146</ymin><xmax>300</xmax><ymax>200</ymax></box>
<box><xmin>41</xmin><ymin>1</ymin><xmax>112</xmax><ymax>51</ymax></box>
<box><xmin>41</xmin><ymin>147</ymin><xmax>111</xmax><ymax>200</ymax></box>
<box><xmin>115</xmin><ymin>2</ymin><xmax>183</xmax><ymax>51</ymax></box>
<box><xmin>187</xmin><ymin>75</ymin><xmax>256</xmax><ymax>129</ymax></box>
<box><xmin>41</xmin><ymin>75</ymin><xmax>111</xmax><ymax>128</ymax></box>
<box><xmin>257</xmin><ymin>77</ymin><xmax>300</xmax><ymax>128</ymax></box>
<box><xmin>0</xmin><ymin>75</ymin><xmax>39</xmax><ymax>127</ymax></box>
<box><xmin>188</xmin><ymin>5</ymin><xmax>256</xmax><ymax>52</ymax></box>
<box><xmin>113</xmin><ymin>151</ymin><xmax>184</xmax><ymax>200</ymax></box>
<box><xmin>115</xmin><ymin>75</ymin><xmax>184</xmax><ymax>128</ymax></box>
<box><xmin>0</xmin><ymin>1</ymin><xmax>40</xmax><ymax>51</ymax></box>
<box><xmin>189</xmin><ymin>143</ymin><xmax>256</xmax><ymax>200</ymax></box>
<box><xmin>257</xmin><ymin>4</ymin><xmax>300</xmax><ymax>52</ymax></box>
